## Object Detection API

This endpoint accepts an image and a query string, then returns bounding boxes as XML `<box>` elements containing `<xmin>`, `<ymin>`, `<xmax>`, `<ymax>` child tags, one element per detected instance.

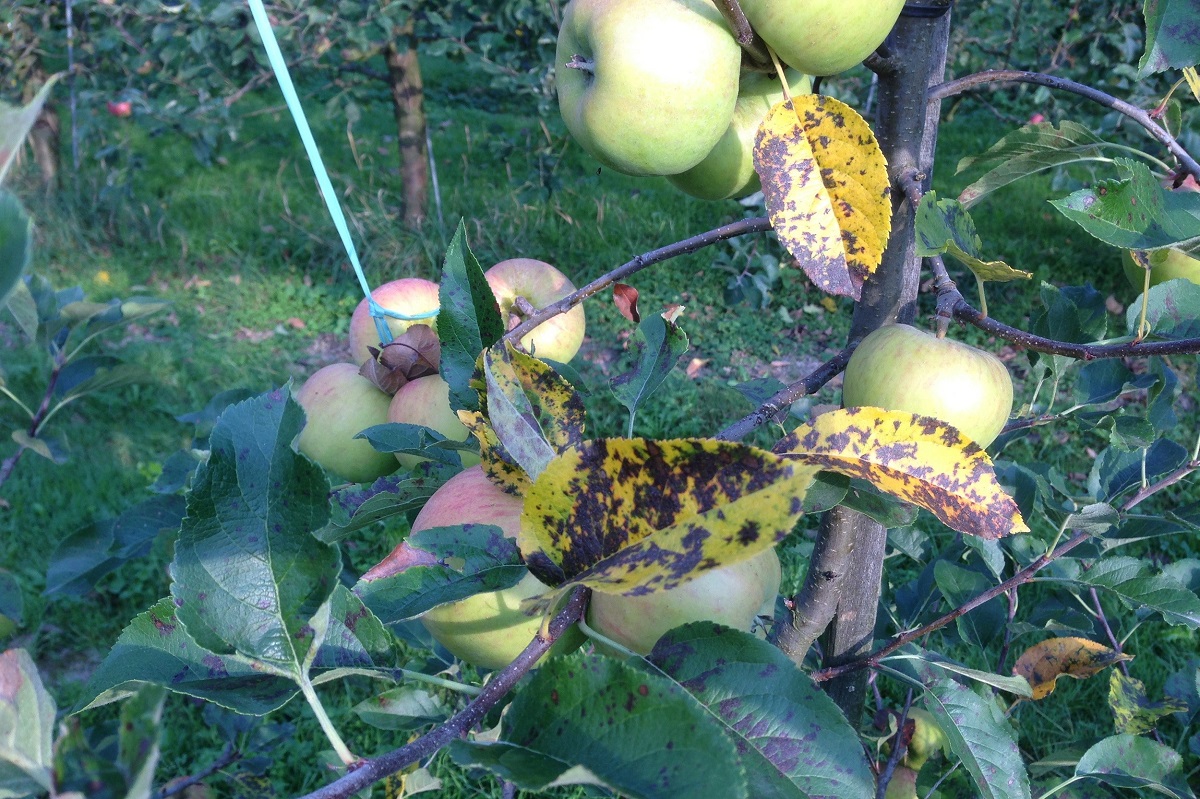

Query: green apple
<box><xmin>348</xmin><ymin>277</ymin><xmax>441</xmax><ymax>365</ymax></box>
<box><xmin>406</xmin><ymin>466</ymin><xmax>581</xmax><ymax>670</ymax></box>
<box><xmin>485</xmin><ymin>258</ymin><xmax>587</xmax><ymax>363</ymax></box>
<box><xmin>841</xmin><ymin>323</ymin><xmax>1013</xmax><ymax>448</ymax></box>
<box><xmin>555</xmin><ymin>0</ymin><xmax>741</xmax><ymax>176</ymax></box>
<box><xmin>586</xmin><ymin>546</ymin><xmax>781</xmax><ymax>655</ymax></box>
<box><xmin>1122</xmin><ymin>248</ymin><xmax>1200</xmax><ymax>293</ymax></box>
<box><xmin>883</xmin><ymin>767</ymin><xmax>918</xmax><ymax>799</ymax></box>
<box><xmin>669</xmin><ymin>69</ymin><xmax>812</xmax><ymax>200</ymax></box>
<box><xmin>387</xmin><ymin>373</ymin><xmax>480</xmax><ymax>470</ymax></box>
<box><xmin>294</xmin><ymin>363</ymin><xmax>398</xmax><ymax>483</ymax></box>
<box><xmin>738</xmin><ymin>0</ymin><xmax>905</xmax><ymax>76</ymax></box>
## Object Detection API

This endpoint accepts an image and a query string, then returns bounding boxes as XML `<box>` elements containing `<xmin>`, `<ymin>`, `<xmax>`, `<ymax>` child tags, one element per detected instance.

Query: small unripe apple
<box><xmin>294</xmin><ymin>363</ymin><xmax>399</xmax><ymax>483</ymax></box>
<box><xmin>737</xmin><ymin>0</ymin><xmax>905</xmax><ymax>76</ymax></box>
<box><xmin>408</xmin><ymin>466</ymin><xmax>581</xmax><ymax>669</ymax></box>
<box><xmin>348</xmin><ymin>278</ymin><xmax>441</xmax><ymax>365</ymax></box>
<box><xmin>883</xmin><ymin>767</ymin><xmax>918</xmax><ymax>799</ymax></box>
<box><xmin>485</xmin><ymin>259</ymin><xmax>586</xmax><ymax>363</ymax></box>
<box><xmin>1122</xmin><ymin>248</ymin><xmax>1200</xmax><ymax>293</ymax></box>
<box><xmin>668</xmin><ymin>69</ymin><xmax>812</xmax><ymax>201</ymax></box>
<box><xmin>841</xmin><ymin>324</ymin><xmax>1013</xmax><ymax>448</ymax></box>
<box><xmin>903</xmin><ymin>708</ymin><xmax>950</xmax><ymax>770</ymax></box>
<box><xmin>586</xmin><ymin>547</ymin><xmax>781</xmax><ymax>655</ymax></box>
<box><xmin>387</xmin><ymin>374</ymin><xmax>480</xmax><ymax>469</ymax></box>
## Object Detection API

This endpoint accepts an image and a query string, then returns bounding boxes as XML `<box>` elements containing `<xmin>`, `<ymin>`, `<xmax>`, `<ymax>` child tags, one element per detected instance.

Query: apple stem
<box><xmin>513</xmin><ymin>295</ymin><xmax>538</xmax><ymax>317</ymax></box>
<box><xmin>564</xmin><ymin>54</ymin><xmax>595</xmax><ymax>75</ymax></box>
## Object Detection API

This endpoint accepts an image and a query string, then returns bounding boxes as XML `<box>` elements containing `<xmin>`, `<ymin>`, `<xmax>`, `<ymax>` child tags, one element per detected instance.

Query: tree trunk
<box><xmin>804</xmin><ymin>3</ymin><xmax>955</xmax><ymax>722</ymax></box>
<box><xmin>384</xmin><ymin>20</ymin><xmax>428</xmax><ymax>228</ymax></box>
<box><xmin>30</xmin><ymin>105</ymin><xmax>61</xmax><ymax>192</ymax></box>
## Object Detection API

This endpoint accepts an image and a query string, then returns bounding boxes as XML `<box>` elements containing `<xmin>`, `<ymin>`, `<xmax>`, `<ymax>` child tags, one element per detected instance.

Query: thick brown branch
<box><xmin>927</xmin><ymin>69</ymin><xmax>1200</xmax><ymax>182</ymax></box>
<box><xmin>294</xmin><ymin>587</ymin><xmax>590</xmax><ymax>799</ymax></box>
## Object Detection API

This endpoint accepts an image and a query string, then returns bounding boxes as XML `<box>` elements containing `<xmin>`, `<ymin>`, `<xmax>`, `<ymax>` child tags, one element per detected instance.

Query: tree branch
<box><xmin>927</xmin><ymin>69</ymin><xmax>1200</xmax><ymax>182</ymax></box>
<box><xmin>713</xmin><ymin>0</ymin><xmax>772</xmax><ymax>70</ymax></box>
<box><xmin>294</xmin><ymin>587</ymin><xmax>590</xmax><ymax>799</ymax></box>
<box><xmin>715</xmin><ymin>348</ymin><xmax>852</xmax><ymax>442</ymax></box>
<box><xmin>501</xmin><ymin>217</ymin><xmax>772</xmax><ymax>347</ymax></box>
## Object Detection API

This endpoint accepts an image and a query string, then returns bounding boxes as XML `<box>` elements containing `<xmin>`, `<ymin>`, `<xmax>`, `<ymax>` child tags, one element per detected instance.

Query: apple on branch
<box><xmin>294</xmin><ymin>362</ymin><xmax>399</xmax><ymax>483</ymax></box>
<box><xmin>555</xmin><ymin>0</ymin><xmax>742</xmax><ymax>176</ymax></box>
<box><xmin>485</xmin><ymin>258</ymin><xmax>586</xmax><ymax>363</ymax></box>
<box><xmin>840</xmin><ymin>323</ymin><xmax>1014</xmax><ymax>448</ymax></box>
<box><xmin>669</xmin><ymin>69</ymin><xmax>812</xmax><ymax>201</ymax></box>
<box><xmin>348</xmin><ymin>277</ymin><xmax>441</xmax><ymax>365</ymax></box>
<box><xmin>737</xmin><ymin>0</ymin><xmax>905</xmax><ymax>76</ymax></box>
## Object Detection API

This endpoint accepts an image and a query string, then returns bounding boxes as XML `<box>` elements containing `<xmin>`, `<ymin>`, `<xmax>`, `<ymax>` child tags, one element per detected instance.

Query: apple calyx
<box><xmin>564</xmin><ymin>54</ymin><xmax>595</xmax><ymax>75</ymax></box>
<box><xmin>359</xmin><ymin>324</ymin><xmax>440</xmax><ymax>394</ymax></box>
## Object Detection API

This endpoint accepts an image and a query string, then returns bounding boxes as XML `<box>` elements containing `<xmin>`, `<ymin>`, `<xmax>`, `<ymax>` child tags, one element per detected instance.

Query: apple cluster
<box><xmin>295</xmin><ymin>258</ymin><xmax>585</xmax><ymax>485</ymax></box>
<box><xmin>554</xmin><ymin>0</ymin><xmax>903</xmax><ymax>196</ymax></box>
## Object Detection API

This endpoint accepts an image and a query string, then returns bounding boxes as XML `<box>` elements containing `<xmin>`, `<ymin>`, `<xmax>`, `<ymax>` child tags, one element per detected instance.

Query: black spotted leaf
<box><xmin>320</xmin><ymin>462</ymin><xmax>457</xmax><ymax>544</ymax></box>
<box><xmin>1076</xmin><ymin>734</ymin><xmax>1195</xmax><ymax>798</ymax></box>
<box><xmin>437</xmin><ymin>221</ymin><xmax>505</xmax><ymax>414</ymax></box>
<box><xmin>646</xmin><ymin>622</ymin><xmax>874</xmax><ymax>799</ymax></box>
<box><xmin>448</xmin><ymin>652</ymin><xmax>746</xmax><ymax>799</ymax></box>
<box><xmin>519</xmin><ymin>438</ymin><xmax>816</xmax><ymax>594</ymax></box>
<box><xmin>0</xmin><ymin>649</ymin><xmax>55</xmax><ymax>796</ymax></box>
<box><xmin>170</xmin><ymin>387</ymin><xmax>340</xmax><ymax>674</ymax></box>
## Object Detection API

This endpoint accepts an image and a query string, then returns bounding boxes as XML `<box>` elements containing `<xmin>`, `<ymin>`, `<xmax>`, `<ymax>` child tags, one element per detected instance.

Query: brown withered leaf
<box><xmin>359</xmin><ymin>324</ymin><xmax>440</xmax><ymax>394</ymax></box>
<box><xmin>613</xmin><ymin>283</ymin><xmax>640</xmax><ymax>323</ymax></box>
<box><xmin>1012</xmin><ymin>637</ymin><xmax>1132</xmax><ymax>701</ymax></box>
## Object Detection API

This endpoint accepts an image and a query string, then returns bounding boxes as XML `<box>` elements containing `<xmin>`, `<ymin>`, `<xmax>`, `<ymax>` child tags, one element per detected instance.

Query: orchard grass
<box><xmin>2</xmin><ymin>56</ymin><xmax>1195</xmax><ymax>795</ymax></box>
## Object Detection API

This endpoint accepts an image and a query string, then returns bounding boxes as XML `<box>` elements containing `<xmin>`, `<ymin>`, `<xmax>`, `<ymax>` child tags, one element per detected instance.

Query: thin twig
<box><xmin>811</xmin><ymin>458</ymin><xmax>1199</xmax><ymax>683</ymax></box>
<box><xmin>995</xmin><ymin>588</ymin><xmax>1018</xmax><ymax>673</ymax></box>
<box><xmin>294</xmin><ymin>587</ymin><xmax>590</xmax><ymax>799</ymax></box>
<box><xmin>502</xmin><ymin>217</ymin><xmax>772</xmax><ymax>348</ymax></box>
<box><xmin>875</xmin><ymin>691</ymin><xmax>913</xmax><ymax>799</ymax></box>
<box><xmin>713</xmin><ymin>0</ymin><xmax>772</xmax><ymax>68</ymax></box>
<box><xmin>716</xmin><ymin>349</ymin><xmax>853</xmax><ymax>442</ymax></box>
<box><xmin>154</xmin><ymin>743</ymin><xmax>241</xmax><ymax>799</ymax></box>
<box><xmin>927</xmin><ymin>69</ymin><xmax>1200</xmax><ymax>182</ymax></box>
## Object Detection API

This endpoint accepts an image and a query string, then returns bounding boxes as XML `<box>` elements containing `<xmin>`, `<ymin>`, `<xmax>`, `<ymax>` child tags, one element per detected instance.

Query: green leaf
<box><xmin>0</xmin><ymin>571</ymin><xmax>22</xmax><ymax>638</ymax></box>
<box><xmin>354</xmin><ymin>524</ymin><xmax>527</xmax><ymax>623</ymax></box>
<box><xmin>45</xmin><ymin>495</ymin><xmax>187</xmax><ymax>597</ymax></box>
<box><xmin>1050</xmin><ymin>159</ymin><xmax>1200</xmax><ymax>254</ymax></box>
<box><xmin>0</xmin><ymin>192</ymin><xmax>31</xmax><ymax>308</ymax></box>
<box><xmin>647</xmin><ymin>622</ymin><xmax>875</xmax><ymax>798</ymax></box>
<box><xmin>914</xmin><ymin>192</ymin><xmax>1031</xmax><ymax>282</ymax></box>
<box><xmin>449</xmin><ymin>653</ymin><xmax>746</xmax><ymax>799</ymax></box>
<box><xmin>520</xmin><ymin>439</ymin><xmax>815</xmax><ymax>593</ymax></box>
<box><xmin>118</xmin><ymin>685</ymin><xmax>166</xmax><ymax>799</ymax></box>
<box><xmin>3</xmin><ymin>279</ymin><xmax>36</xmax><ymax>340</ymax></box>
<box><xmin>610</xmin><ymin>314</ymin><xmax>689</xmax><ymax>434</ymax></box>
<box><xmin>0</xmin><ymin>75</ymin><xmax>61</xmax><ymax>185</ymax></box>
<box><xmin>319</xmin><ymin>463</ymin><xmax>456</xmax><ymax>543</ymax></box>
<box><xmin>1139</xmin><ymin>0</ymin><xmax>1200</xmax><ymax>75</ymax></box>
<box><xmin>1076</xmin><ymin>734</ymin><xmax>1195</xmax><ymax>798</ymax></box>
<box><xmin>170</xmin><ymin>387</ymin><xmax>340</xmax><ymax>674</ymax></box>
<box><xmin>1071</xmin><ymin>555</ymin><xmax>1200</xmax><ymax>629</ymax></box>
<box><xmin>955</xmin><ymin>122</ymin><xmax>1114</xmax><ymax>208</ymax></box>
<box><xmin>1126</xmin><ymin>278</ymin><xmax>1200</xmax><ymax>340</ymax></box>
<box><xmin>55</xmin><ymin>358</ymin><xmax>153</xmax><ymax>401</ymax></box>
<box><xmin>353</xmin><ymin>686</ymin><xmax>451</xmax><ymax>731</ymax></box>
<box><xmin>437</xmin><ymin>222</ymin><xmax>505</xmax><ymax>413</ymax></box>
<box><xmin>1072</xmin><ymin>360</ymin><xmax>1156</xmax><ymax>407</ymax></box>
<box><xmin>481</xmin><ymin>342</ymin><xmax>587</xmax><ymax>483</ymax></box>
<box><xmin>357</xmin><ymin>422</ymin><xmax>466</xmax><ymax>468</ymax></box>
<box><xmin>933</xmin><ymin>562</ymin><xmax>1005</xmax><ymax>649</ymax></box>
<box><xmin>1088</xmin><ymin>439</ymin><xmax>1189</xmax><ymax>501</ymax></box>
<box><xmin>0</xmin><ymin>649</ymin><xmax>55</xmax><ymax>796</ymax></box>
<box><xmin>886</xmin><ymin>650</ymin><xmax>1032</xmax><ymax>696</ymax></box>
<box><xmin>922</xmin><ymin>678</ymin><xmax>1031</xmax><ymax>799</ymax></box>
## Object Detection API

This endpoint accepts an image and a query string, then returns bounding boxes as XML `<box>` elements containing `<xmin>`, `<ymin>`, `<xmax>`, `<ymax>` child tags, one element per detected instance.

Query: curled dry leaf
<box><xmin>1012</xmin><ymin>637</ymin><xmax>1132</xmax><ymax>701</ymax></box>
<box><xmin>359</xmin><ymin>324</ymin><xmax>441</xmax><ymax>394</ymax></box>
<box><xmin>613</xmin><ymin>283</ymin><xmax>640</xmax><ymax>323</ymax></box>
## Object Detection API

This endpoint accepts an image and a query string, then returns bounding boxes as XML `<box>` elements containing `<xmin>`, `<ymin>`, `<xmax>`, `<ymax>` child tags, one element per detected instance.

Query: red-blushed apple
<box><xmin>294</xmin><ymin>363</ymin><xmax>398</xmax><ymax>483</ymax></box>
<box><xmin>738</xmin><ymin>0</ymin><xmax>904</xmax><ymax>76</ymax></box>
<box><xmin>555</xmin><ymin>0</ymin><xmax>741</xmax><ymax>176</ymax></box>
<box><xmin>841</xmin><ymin>323</ymin><xmax>1014</xmax><ymax>448</ymax></box>
<box><xmin>586</xmin><ymin>546</ymin><xmax>781</xmax><ymax>655</ymax></box>
<box><xmin>387</xmin><ymin>373</ymin><xmax>480</xmax><ymax>469</ymax></box>
<box><xmin>370</xmin><ymin>466</ymin><xmax>581</xmax><ymax>670</ymax></box>
<box><xmin>348</xmin><ymin>277</ymin><xmax>441</xmax><ymax>365</ymax></box>
<box><xmin>668</xmin><ymin>69</ymin><xmax>812</xmax><ymax>201</ymax></box>
<box><xmin>485</xmin><ymin>258</ymin><xmax>586</xmax><ymax>363</ymax></box>
<box><xmin>107</xmin><ymin>100</ymin><xmax>133</xmax><ymax>118</ymax></box>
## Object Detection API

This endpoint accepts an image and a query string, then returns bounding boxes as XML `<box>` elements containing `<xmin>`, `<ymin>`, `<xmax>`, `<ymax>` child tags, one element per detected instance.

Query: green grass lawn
<box><xmin>2</xmin><ymin>53</ymin><xmax>1196</xmax><ymax>796</ymax></box>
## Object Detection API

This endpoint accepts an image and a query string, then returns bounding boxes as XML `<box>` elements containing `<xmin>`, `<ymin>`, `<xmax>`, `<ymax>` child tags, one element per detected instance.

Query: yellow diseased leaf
<box><xmin>1108</xmin><ymin>670</ymin><xmax>1188</xmax><ymax>735</ymax></box>
<box><xmin>944</xmin><ymin>242</ymin><xmax>1033</xmax><ymax>282</ymax></box>
<box><xmin>774</xmin><ymin>407</ymin><xmax>1028</xmax><ymax>538</ymax></box>
<box><xmin>458</xmin><ymin>409</ymin><xmax>531</xmax><ymax>497</ymax></box>
<box><xmin>1012</xmin><ymin>637</ymin><xmax>1132</xmax><ymax>701</ymax></box>
<box><xmin>520</xmin><ymin>438</ymin><xmax>817</xmax><ymax>595</ymax></box>
<box><xmin>754</xmin><ymin>95</ymin><xmax>891</xmax><ymax>300</ymax></box>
